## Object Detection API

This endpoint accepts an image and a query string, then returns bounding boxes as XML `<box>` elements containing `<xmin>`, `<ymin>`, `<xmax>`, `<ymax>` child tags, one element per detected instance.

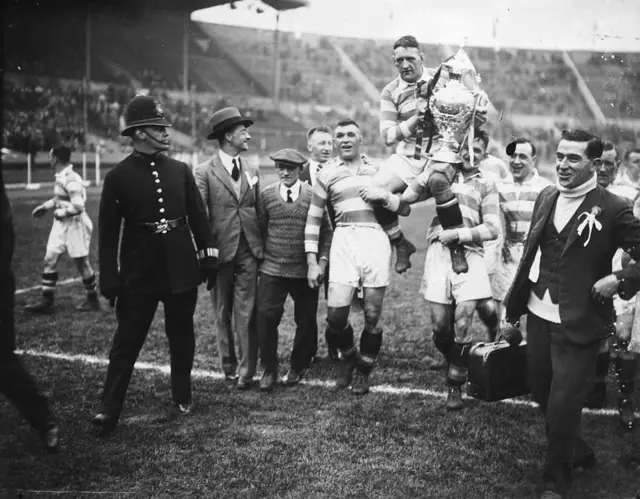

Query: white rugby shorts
<box><xmin>491</xmin><ymin>243</ymin><xmax>524</xmax><ymax>302</ymax></box>
<box><xmin>46</xmin><ymin>212</ymin><xmax>93</xmax><ymax>258</ymax></box>
<box><xmin>379</xmin><ymin>153</ymin><xmax>428</xmax><ymax>187</ymax></box>
<box><xmin>329</xmin><ymin>225</ymin><xmax>392</xmax><ymax>288</ymax></box>
<box><xmin>420</xmin><ymin>242</ymin><xmax>493</xmax><ymax>304</ymax></box>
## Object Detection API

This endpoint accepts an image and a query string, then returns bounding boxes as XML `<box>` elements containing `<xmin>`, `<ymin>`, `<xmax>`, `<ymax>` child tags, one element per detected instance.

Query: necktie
<box><xmin>286</xmin><ymin>189</ymin><xmax>293</xmax><ymax>203</ymax></box>
<box><xmin>231</xmin><ymin>158</ymin><xmax>240</xmax><ymax>181</ymax></box>
<box><xmin>316</xmin><ymin>162</ymin><xmax>323</xmax><ymax>177</ymax></box>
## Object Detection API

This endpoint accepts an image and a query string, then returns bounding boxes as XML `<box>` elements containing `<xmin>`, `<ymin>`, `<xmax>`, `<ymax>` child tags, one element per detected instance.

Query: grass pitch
<box><xmin>2</xmin><ymin>171</ymin><xmax>639</xmax><ymax>498</ymax></box>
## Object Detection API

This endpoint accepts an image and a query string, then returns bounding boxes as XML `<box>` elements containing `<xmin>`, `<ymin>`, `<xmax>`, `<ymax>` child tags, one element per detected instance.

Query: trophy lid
<box><xmin>443</xmin><ymin>48</ymin><xmax>477</xmax><ymax>77</ymax></box>
<box><xmin>442</xmin><ymin>48</ymin><xmax>479</xmax><ymax>92</ymax></box>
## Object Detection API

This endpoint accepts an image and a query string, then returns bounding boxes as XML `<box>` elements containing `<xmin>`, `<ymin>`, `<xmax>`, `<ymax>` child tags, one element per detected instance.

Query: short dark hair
<box><xmin>472</xmin><ymin>129</ymin><xmax>490</xmax><ymax>150</ymax></box>
<box><xmin>560</xmin><ymin>129</ymin><xmax>603</xmax><ymax>160</ymax></box>
<box><xmin>506</xmin><ymin>137</ymin><xmax>537</xmax><ymax>157</ymax></box>
<box><xmin>625</xmin><ymin>147</ymin><xmax>640</xmax><ymax>161</ymax></box>
<box><xmin>602</xmin><ymin>140</ymin><xmax>620</xmax><ymax>162</ymax></box>
<box><xmin>307</xmin><ymin>125</ymin><xmax>332</xmax><ymax>141</ymax></box>
<box><xmin>335</xmin><ymin>119</ymin><xmax>360</xmax><ymax>129</ymax></box>
<box><xmin>393</xmin><ymin>35</ymin><xmax>420</xmax><ymax>51</ymax></box>
<box><xmin>51</xmin><ymin>146</ymin><xmax>71</xmax><ymax>163</ymax></box>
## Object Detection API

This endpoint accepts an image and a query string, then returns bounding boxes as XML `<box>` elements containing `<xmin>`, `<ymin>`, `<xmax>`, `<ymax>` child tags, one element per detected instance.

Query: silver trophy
<box><xmin>429</xmin><ymin>48</ymin><xmax>482</xmax><ymax>164</ymax></box>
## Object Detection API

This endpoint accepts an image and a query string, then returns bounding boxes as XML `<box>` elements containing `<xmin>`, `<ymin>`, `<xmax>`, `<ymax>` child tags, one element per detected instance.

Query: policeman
<box><xmin>92</xmin><ymin>95</ymin><xmax>218</xmax><ymax>435</ymax></box>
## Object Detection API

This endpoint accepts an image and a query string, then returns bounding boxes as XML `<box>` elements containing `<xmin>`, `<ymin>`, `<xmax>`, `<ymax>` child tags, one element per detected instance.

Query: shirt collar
<box><xmin>397</xmin><ymin>67</ymin><xmax>431</xmax><ymax>91</ymax></box>
<box><xmin>218</xmin><ymin>149</ymin><xmax>240</xmax><ymax>175</ymax></box>
<box><xmin>457</xmin><ymin>169</ymin><xmax>483</xmax><ymax>183</ymax></box>
<box><xmin>55</xmin><ymin>164</ymin><xmax>74</xmax><ymax>178</ymax></box>
<box><xmin>280</xmin><ymin>180</ymin><xmax>301</xmax><ymax>198</ymax></box>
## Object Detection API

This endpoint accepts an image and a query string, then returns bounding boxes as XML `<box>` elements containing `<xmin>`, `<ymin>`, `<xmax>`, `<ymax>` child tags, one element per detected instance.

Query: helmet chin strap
<box><xmin>137</xmin><ymin>128</ymin><xmax>169</xmax><ymax>152</ymax></box>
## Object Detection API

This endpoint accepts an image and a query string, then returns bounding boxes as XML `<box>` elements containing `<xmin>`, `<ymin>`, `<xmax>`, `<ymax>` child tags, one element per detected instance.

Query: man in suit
<box><xmin>299</xmin><ymin>125</ymin><xmax>339</xmax><ymax>362</ymax></box>
<box><xmin>195</xmin><ymin>107</ymin><xmax>264</xmax><ymax>390</ymax></box>
<box><xmin>504</xmin><ymin>129</ymin><xmax>640</xmax><ymax>499</ymax></box>
<box><xmin>0</xmin><ymin>166</ymin><xmax>60</xmax><ymax>453</ymax></box>
<box><xmin>93</xmin><ymin>95</ymin><xmax>218</xmax><ymax>435</ymax></box>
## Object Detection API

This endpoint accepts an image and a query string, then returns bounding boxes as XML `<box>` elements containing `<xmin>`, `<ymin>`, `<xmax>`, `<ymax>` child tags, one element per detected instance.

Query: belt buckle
<box><xmin>154</xmin><ymin>221</ymin><xmax>169</xmax><ymax>234</ymax></box>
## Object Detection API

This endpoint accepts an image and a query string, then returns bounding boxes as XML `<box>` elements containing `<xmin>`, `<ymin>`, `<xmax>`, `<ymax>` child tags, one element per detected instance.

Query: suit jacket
<box><xmin>505</xmin><ymin>184</ymin><xmax>640</xmax><ymax>344</ymax></box>
<box><xmin>0</xmin><ymin>167</ymin><xmax>17</xmax><ymax>354</ymax></box>
<box><xmin>194</xmin><ymin>152</ymin><xmax>264</xmax><ymax>263</ymax></box>
<box><xmin>99</xmin><ymin>152</ymin><xmax>216</xmax><ymax>296</ymax></box>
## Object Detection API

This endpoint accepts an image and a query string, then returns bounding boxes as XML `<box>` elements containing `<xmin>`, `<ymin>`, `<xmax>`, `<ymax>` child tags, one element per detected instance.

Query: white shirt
<box><xmin>279</xmin><ymin>180</ymin><xmax>301</xmax><ymax>202</ymax></box>
<box><xmin>308</xmin><ymin>159</ymin><xmax>326</xmax><ymax>186</ymax></box>
<box><xmin>218</xmin><ymin>149</ymin><xmax>241</xmax><ymax>178</ymax></box>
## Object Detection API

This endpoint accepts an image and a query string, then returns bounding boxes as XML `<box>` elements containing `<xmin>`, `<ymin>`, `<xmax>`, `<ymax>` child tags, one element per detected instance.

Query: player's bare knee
<box><xmin>427</xmin><ymin>171</ymin><xmax>452</xmax><ymax>197</ymax></box>
<box><xmin>43</xmin><ymin>252</ymin><xmax>60</xmax><ymax>271</ymax></box>
<box><xmin>327</xmin><ymin>306</ymin><xmax>350</xmax><ymax>332</ymax></box>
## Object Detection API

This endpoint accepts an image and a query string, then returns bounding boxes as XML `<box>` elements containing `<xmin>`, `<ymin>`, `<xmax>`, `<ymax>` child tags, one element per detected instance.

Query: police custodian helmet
<box><xmin>121</xmin><ymin>95</ymin><xmax>172</xmax><ymax>137</ymax></box>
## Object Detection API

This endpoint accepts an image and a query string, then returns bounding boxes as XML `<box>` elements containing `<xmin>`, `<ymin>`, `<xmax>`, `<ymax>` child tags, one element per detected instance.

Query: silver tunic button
<box><xmin>157</xmin><ymin>188</ymin><xmax>162</xmax><ymax>193</ymax></box>
<box><xmin>159</xmin><ymin>208</ymin><xmax>165</xmax><ymax>213</ymax></box>
<box><xmin>162</xmin><ymin>230</ymin><xmax>167</xmax><ymax>234</ymax></box>
<box><xmin>155</xmin><ymin>179</ymin><xmax>160</xmax><ymax>184</ymax></box>
<box><xmin>158</xmin><ymin>198</ymin><xmax>163</xmax><ymax>203</ymax></box>
<box><xmin>150</xmin><ymin>162</ymin><xmax>155</xmax><ymax>166</ymax></box>
<box><xmin>161</xmin><ymin>218</ymin><xmax>167</xmax><ymax>223</ymax></box>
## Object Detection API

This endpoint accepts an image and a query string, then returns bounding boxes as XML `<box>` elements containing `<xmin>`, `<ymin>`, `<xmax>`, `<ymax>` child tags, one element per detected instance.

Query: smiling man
<box><xmin>305</xmin><ymin>119</ymin><xmax>391</xmax><ymax>395</ymax></box>
<box><xmin>195</xmin><ymin>107</ymin><xmax>264</xmax><ymax>391</ymax></box>
<box><xmin>256</xmin><ymin>148</ymin><xmax>332</xmax><ymax>391</ymax></box>
<box><xmin>504</xmin><ymin>129</ymin><xmax>640</xmax><ymax>499</ymax></box>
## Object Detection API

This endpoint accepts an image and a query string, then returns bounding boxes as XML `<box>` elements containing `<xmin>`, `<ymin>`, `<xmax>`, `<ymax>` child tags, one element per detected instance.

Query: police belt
<box><xmin>133</xmin><ymin>217</ymin><xmax>187</xmax><ymax>234</ymax></box>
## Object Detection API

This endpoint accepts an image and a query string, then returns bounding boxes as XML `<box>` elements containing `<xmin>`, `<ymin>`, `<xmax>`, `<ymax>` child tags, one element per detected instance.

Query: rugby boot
<box><xmin>449</xmin><ymin>243</ymin><xmax>469</xmax><ymax>274</ymax></box>
<box><xmin>335</xmin><ymin>356</ymin><xmax>357</xmax><ymax>390</ymax></box>
<box><xmin>445</xmin><ymin>386</ymin><xmax>464</xmax><ymax>411</ymax></box>
<box><xmin>394</xmin><ymin>236</ymin><xmax>417</xmax><ymax>274</ymax></box>
<box><xmin>351</xmin><ymin>371</ymin><xmax>370</xmax><ymax>395</ymax></box>
<box><xmin>76</xmin><ymin>291</ymin><xmax>101</xmax><ymax>311</ymax></box>
<box><xmin>24</xmin><ymin>294</ymin><xmax>54</xmax><ymax>314</ymax></box>
<box><xmin>260</xmin><ymin>371</ymin><xmax>277</xmax><ymax>392</ymax></box>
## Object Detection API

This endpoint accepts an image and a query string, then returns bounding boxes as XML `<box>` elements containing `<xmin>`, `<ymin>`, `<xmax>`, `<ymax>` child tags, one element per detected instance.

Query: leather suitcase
<box><xmin>467</xmin><ymin>340</ymin><xmax>530</xmax><ymax>402</ymax></box>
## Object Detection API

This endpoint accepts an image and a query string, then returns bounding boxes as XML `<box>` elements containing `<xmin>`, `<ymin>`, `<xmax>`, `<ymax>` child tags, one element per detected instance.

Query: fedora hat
<box><xmin>207</xmin><ymin>107</ymin><xmax>254</xmax><ymax>140</ymax></box>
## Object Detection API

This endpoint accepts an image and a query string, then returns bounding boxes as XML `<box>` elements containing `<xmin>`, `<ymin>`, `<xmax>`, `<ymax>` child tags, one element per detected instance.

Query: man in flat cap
<box><xmin>195</xmin><ymin>107</ymin><xmax>264</xmax><ymax>390</ymax></box>
<box><xmin>256</xmin><ymin>148</ymin><xmax>333</xmax><ymax>391</ymax></box>
<box><xmin>93</xmin><ymin>94</ymin><xmax>218</xmax><ymax>435</ymax></box>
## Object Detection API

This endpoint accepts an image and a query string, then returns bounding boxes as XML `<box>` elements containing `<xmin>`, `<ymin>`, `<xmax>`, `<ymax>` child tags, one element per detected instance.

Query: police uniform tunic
<box><xmin>97</xmin><ymin>151</ymin><xmax>217</xmax><ymax>419</ymax></box>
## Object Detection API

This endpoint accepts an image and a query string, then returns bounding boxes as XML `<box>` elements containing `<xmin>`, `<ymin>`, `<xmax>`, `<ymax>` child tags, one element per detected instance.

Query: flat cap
<box><xmin>269</xmin><ymin>148</ymin><xmax>307</xmax><ymax>168</ymax></box>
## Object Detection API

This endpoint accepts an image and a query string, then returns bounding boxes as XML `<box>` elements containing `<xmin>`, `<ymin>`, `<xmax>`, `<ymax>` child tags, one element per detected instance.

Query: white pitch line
<box><xmin>16</xmin><ymin>349</ymin><xmax>639</xmax><ymax>418</ymax></box>
<box><xmin>15</xmin><ymin>277</ymin><xmax>84</xmax><ymax>295</ymax></box>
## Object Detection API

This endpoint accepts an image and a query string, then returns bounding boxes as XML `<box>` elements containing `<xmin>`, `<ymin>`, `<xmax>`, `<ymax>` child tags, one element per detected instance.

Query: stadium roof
<box><xmin>5</xmin><ymin>0</ymin><xmax>307</xmax><ymax>16</ymax></box>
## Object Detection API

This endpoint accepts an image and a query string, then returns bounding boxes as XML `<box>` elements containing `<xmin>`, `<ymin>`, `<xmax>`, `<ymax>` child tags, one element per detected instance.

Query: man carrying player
<box><xmin>25</xmin><ymin>145</ymin><xmax>99</xmax><ymax>314</ymax></box>
<box><xmin>361</xmin><ymin>129</ymin><xmax>500</xmax><ymax>410</ymax></box>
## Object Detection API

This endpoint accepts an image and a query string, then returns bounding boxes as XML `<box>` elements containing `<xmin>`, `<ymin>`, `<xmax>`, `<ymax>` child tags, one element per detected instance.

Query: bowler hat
<box><xmin>121</xmin><ymin>95</ymin><xmax>171</xmax><ymax>137</ymax></box>
<box><xmin>270</xmin><ymin>148</ymin><xmax>307</xmax><ymax>168</ymax></box>
<box><xmin>207</xmin><ymin>107</ymin><xmax>254</xmax><ymax>140</ymax></box>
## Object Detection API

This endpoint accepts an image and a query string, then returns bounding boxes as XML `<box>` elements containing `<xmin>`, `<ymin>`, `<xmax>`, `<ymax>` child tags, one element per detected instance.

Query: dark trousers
<box><xmin>211</xmin><ymin>233</ymin><xmax>258</xmax><ymax>379</ymax></box>
<box><xmin>257</xmin><ymin>273</ymin><xmax>319</xmax><ymax>373</ymax></box>
<box><xmin>100</xmin><ymin>287</ymin><xmax>198</xmax><ymax>419</ymax></box>
<box><xmin>527</xmin><ymin>313</ymin><xmax>601</xmax><ymax>496</ymax></box>
<box><xmin>0</xmin><ymin>269</ymin><xmax>52</xmax><ymax>433</ymax></box>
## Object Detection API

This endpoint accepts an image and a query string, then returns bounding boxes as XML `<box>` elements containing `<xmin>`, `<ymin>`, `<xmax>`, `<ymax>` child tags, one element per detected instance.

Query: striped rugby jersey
<box><xmin>49</xmin><ymin>165</ymin><xmax>86</xmax><ymax>212</ymax></box>
<box><xmin>609</xmin><ymin>173</ymin><xmax>640</xmax><ymax>204</ymax></box>
<box><xmin>497</xmin><ymin>171</ymin><xmax>551</xmax><ymax>245</ymax></box>
<box><xmin>304</xmin><ymin>155</ymin><xmax>380</xmax><ymax>254</ymax></box>
<box><xmin>379</xmin><ymin>67</ymin><xmax>444</xmax><ymax>159</ymax></box>
<box><xmin>424</xmin><ymin>169</ymin><xmax>500</xmax><ymax>254</ymax></box>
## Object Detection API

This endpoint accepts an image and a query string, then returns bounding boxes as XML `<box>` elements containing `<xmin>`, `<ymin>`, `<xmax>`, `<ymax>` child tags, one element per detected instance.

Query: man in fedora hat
<box><xmin>195</xmin><ymin>107</ymin><xmax>264</xmax><ymax>390</ymax></box>
<box><xmin>92</xmin><ymin>94</ymin><xmax>218</xmax><ymax>435</ymax></box>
